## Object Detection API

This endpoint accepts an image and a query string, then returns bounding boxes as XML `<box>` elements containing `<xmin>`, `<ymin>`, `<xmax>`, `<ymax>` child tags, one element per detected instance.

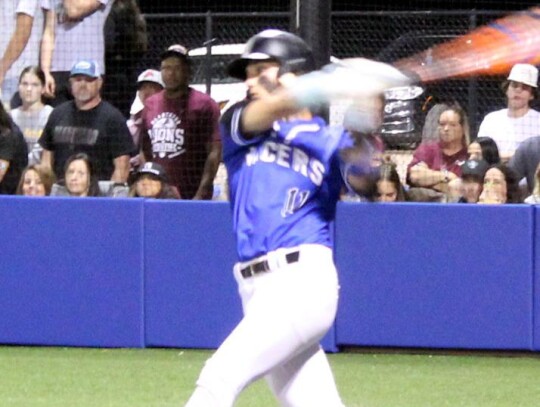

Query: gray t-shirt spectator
<box><xmin>509</xmin><ymin>136</ymin><xmax>540</xmax><ymax>194</ymax></box>
<box><xmin>40</xmin><ymin>0</ymin><xmax>112</xmax><ymax>72</ymax></box>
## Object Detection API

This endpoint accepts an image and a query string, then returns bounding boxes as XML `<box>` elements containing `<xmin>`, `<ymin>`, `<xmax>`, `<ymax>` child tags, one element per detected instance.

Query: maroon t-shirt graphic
<box><xmin>142</xmin><ymin>88</ymin><xmax>220</xmax><ymax>199</ymax></box>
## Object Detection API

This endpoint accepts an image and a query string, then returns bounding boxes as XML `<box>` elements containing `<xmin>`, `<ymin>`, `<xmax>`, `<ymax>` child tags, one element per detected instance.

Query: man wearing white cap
<box><xmin>477</xmin><ymin>63</ymin><xmax>540</xmax><ymax>162</ymax></box>
<box><xmin>127</xmin><ymin>69</ymin><xmax>164</xmax><ymax>173</ymax></box>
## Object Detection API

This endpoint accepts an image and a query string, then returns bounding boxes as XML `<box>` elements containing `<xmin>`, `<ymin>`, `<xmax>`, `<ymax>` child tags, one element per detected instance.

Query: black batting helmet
<box><xmin>227</xmin><ymin>29</ymin><xmax>315</xmax><ymax>80</ymax></box>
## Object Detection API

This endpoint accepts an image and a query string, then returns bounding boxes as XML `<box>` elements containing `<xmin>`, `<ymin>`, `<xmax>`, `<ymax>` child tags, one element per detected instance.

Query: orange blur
<box><xmin>394</xmin><ymin>7</ymin><xmax>540</xmax><ymax>82</ymax></box>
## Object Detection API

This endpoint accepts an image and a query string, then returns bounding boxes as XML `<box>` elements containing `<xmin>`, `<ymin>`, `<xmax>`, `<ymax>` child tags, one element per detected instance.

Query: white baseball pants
<box><xmin>185</xmin><ymin>244</ymin><xmax>345</xmax><ymax>407</ymax></box>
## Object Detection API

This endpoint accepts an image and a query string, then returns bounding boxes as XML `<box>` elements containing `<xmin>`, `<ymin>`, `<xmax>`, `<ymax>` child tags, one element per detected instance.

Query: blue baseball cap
<box><xmin>70</xmin><ymin>60</ymin><xmax>101</xmax><ymax>78</ymax></box>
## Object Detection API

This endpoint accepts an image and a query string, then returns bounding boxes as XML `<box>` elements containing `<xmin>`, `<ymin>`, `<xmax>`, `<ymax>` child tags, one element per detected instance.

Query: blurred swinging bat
<box><xmin>393</xmin><ymin>7</ymin><xmax>540</xmax><ymax>82</ymax></box>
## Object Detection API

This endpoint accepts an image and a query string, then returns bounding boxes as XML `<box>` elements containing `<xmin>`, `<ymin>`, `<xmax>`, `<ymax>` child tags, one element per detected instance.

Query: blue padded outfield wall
<box><xmin>1</xmin><ymin>197</ymin><xmax>539</xmax><ymax>352</ymax></box>
<box><xmin>0</xmin><ymin>196</ymin><xmax>145</xmax><ymax>348</ymax></box>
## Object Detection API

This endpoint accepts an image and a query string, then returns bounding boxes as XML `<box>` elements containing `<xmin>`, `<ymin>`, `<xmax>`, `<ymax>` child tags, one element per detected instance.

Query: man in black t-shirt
<box><xmin>39</xmin><ymin>59</ymin><xmax>135</xmax><ymax>182</ymax></box>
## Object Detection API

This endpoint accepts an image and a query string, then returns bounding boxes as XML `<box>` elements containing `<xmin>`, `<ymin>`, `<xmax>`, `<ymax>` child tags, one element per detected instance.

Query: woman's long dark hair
<box><xmin>475</xmin><ymin>136</ymin><xmax>501</xmax><ymax>165</ymax></box>
<box><xmin>487</xmin><ymin>163</ymin><xmax>522</xmax><ymax>204</ymax></box>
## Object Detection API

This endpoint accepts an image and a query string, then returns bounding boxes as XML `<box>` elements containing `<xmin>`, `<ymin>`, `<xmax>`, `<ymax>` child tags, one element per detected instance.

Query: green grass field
<box><xmin>1</xmin><ymin>346</ymin><xmax>539</xmax><ymax>407</ymax></box>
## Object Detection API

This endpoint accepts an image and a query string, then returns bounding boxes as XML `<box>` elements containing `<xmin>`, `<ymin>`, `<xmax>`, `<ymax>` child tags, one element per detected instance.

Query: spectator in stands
<box><xmin>523</xmin><ymin>162</ymin><xmax>540</xmax><ymax>204</ymax></box>
<box><xmin>127</xmin><ymin>69</ymin><xmax>164</xmax><ymax>175</ymax></box>
<box><xmin>508</xmin><ymin>135</ymin><xmax>540</xmax><ymax>195</ymax></box>
<box><xmin>421</xmin><ymin>102</ymin><xmax>448</xmax><ymax>144</ymax></box>
<box><xmin>103</xmin><ymin>0</ymin><xmax>148</xmax><ymax>118</ymax></box>
<box><xmin>50</xmin><ymin>152</ymin><xmax>101</xmax><ymax>196</ymax></box>
<box><xmin>407</xmin><ymin>103</ymin><xmax>469</xmax><ymax>202</ymax></box>
<box><xmin>10</xmin><ymin>66</ymin><xmax>53</xmax><ymax>165</ymax></box>
<box><xmin>340</xmin><ymin>133</ymin><xmax>381</xmax><ymax>202</ymax></box>
<box><xmin>0</xmin><ymin>102</ymin><xmax>28</xmax><ymax>194</ymax></box>
<box><xmin>477</xmin><ymin>63</ymin><xmax>540</xmax><ymax>162</ymax></box>
<box><xmin>16</xmin><ymin>163</ymin><xmax>55</xmax><ymax>196</ymax></box>
<box><xmin>40</xmin><ymin>0</ymin><xmax>113</xmax><ymax>106</ymax></box>
<box><xmin>478</xmin><ymin>163</ymin><xmax>522</xmax><ymax>204</ymax></box>
<box><xmin>340</xmin><ymin>96</ymin><xmax>386</xmax><ymax>202</ymax></box>
<box><xmin>467</xmin><ymin>136</ymin><xmax>500</xmax><ymax>166</ymax></box>
<box><xmin>375</xmin><ymin>162</ymin><xmax>407</xmax><ymax>202</ymax></box>
<box><xmin>0</xmin><ymin>0</ymin><xmax>43</xmax><ymax>109</ymax></box>
<box><xmin>456</xmin><ymin>159</ymin><xmax>489</xmax><ymax>204</ymax></box>
<box><xmin>141</xmin><ymin>44</ymin><xmax>221</xmax><ymax>200</ymax></box>
<box><xmin>39</xmin><ymin>59</ymin><xmax>135</xmax><ymax>183</ymax></box>
<box><xmin>129</xmin><ymin>161</ymin><xmax>180</xmax><ymax>199</ymax></box>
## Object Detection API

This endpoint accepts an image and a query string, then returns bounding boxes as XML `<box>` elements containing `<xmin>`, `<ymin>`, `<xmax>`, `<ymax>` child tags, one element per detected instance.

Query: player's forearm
<box><xmin>241</xmin><ymin>90</ymin><xmax>301</xmax><ymax>134</ymax></box>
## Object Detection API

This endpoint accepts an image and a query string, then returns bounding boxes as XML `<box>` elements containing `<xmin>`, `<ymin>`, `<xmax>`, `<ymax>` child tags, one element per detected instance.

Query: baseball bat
<box><xmin>393</xmin><ymin>7</ymin><xmax>540</xmax><ymax>83</ymax></box>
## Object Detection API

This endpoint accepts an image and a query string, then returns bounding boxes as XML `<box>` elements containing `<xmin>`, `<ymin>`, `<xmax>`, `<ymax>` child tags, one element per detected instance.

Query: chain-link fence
<box><xmin>141</xmin><ymin>10</ymin><xmax>513</xmax><ymax>146</ymax></box>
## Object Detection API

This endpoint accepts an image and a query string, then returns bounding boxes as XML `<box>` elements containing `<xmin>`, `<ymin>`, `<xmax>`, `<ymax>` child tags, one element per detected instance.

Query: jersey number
<box><xmin>281</xmin><ymin>188</ymin><xmax>310</xmax><ymax>217</ymax></box>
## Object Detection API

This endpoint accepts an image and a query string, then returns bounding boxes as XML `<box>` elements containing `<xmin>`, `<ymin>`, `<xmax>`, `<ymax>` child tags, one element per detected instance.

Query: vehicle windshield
<box><xmin>190</xmin><ymin>54</ymin><xmax>241</xmax><ymax>85</ymax></box>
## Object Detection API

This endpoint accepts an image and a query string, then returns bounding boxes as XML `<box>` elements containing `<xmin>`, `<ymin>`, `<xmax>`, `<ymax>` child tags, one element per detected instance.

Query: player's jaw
<box><xmin>245</xmin><ymin>61</ymin><xmax>281</xmax><ymax>100</ymax></box>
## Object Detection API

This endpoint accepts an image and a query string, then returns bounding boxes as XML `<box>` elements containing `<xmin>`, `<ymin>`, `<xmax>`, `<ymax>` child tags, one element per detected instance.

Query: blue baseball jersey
<box><xmin>221</xmin><ymin>101</ymin><xmax>354</xmax><ymax>262</ymax></box>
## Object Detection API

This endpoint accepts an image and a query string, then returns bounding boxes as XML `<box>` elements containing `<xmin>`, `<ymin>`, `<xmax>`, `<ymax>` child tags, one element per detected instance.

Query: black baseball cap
<box><xmin>461</xmin><ymin>159</ymin><xmax>489</xmax><ymax>179</ymax></box>
<box><xmin>135</xmin><ymin>162</ymin><xmax>168</xmax><ymax>182</ymax></box>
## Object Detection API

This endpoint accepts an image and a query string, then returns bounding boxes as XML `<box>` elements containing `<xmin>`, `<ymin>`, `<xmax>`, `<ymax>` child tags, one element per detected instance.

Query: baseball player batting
<box><xmin>184</xmin><ymin>30</ymin><xmax>407</xmax><ymax>407</ymax></box>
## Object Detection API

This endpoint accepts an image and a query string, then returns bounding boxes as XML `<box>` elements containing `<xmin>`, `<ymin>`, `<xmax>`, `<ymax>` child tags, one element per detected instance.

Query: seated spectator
<box><xmin>456</xmin><ymin>159</ymin><xmax>489</xmax><ymax>204</ymax></box>
<box><xmin>478</xmin><ymin>163</ymin><xmax>522</xmax><ymax>204</ymax></box>
<box><xmin>467</xmin><ymin>136</ymin><xmax>500</xmax><ymax>165</ymax></box>
<box><xmin>375</xmin><ymin>162</ymin><xmax>408</xmax><ymax>202</ymax></box>
<box><xmin>524</xmin><ymin>162</ymin><xmax>540</xmax><ymax>204</ymax></box>
<box><xmin>509</xmin><ymin>135</ymin><xmax>540</xmax><ymax>195</ymax></box>
<box><xmin>0</xmin><ymin>101</ymin><xmax>27</xmax><ymax>194</ymax></box>
<box><xmin>421</xmin><ymin>102</ymin><xmax>448</xmax><ymax>144</ymax></box>
<box><xmin>340</xmin><ymin>133</ymin><xmax>381</xmax><ymax>202</ymax></box>
<box><xmin>16</xmin><ymin>164</ymin><xmax>55</xmax><ymax>196</ymax></box>
<box><xmin>129</xmin><ymin>162</ymin><xmax>180</xmax><ymax>199</ymax></box>
<box><xmin>341</xmin><ymin>99</ymin><xmax>386</xmax><ymax>203</ymax></box>
<box><xmin>127</xmin><ymin>69</ymin><xmax>164</xmax><ymax>175</ymax></box>
<box><xmin>477</xmin><ymin>63</ymin><xmax>540</xmax><ymax>162</ymax></box>
<box><xmin>10</xmin><ymin>66</ymin><xmax>53</xmax><ymax>165</ymax></box>
<box><xmin>407</xmin><ymin>103</ymin><xmax>469</xmax><ymax>202</ymax></box>
<box><xmin>39</xmin><ymin>59</ymin><xmax>135</xmax><ymax>183</ymax></box>
<box><xmin>50</xmin><ymin>153</ymin><xmax>102</xmax><ymax>197</ymax></box>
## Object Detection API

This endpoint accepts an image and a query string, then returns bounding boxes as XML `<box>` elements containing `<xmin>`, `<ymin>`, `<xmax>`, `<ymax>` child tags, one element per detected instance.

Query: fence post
<box><xmin>290</xmin><ymin>0</ymin><xmax>332</xmax><ymax>122</ymax></box>
<box><xmin>289</xmin><ymin>0</ymin><xmax>331</xmax><ymax>69</ymax></box>
<box><xmin>204</xmin><ymin>11</ymin><xmax>213</xmax><ymax>96</ymax></box>
<box><xmin>468</xmin><ymin>11</ymin><xmax>478</xmax><ymax>137</ymax></box>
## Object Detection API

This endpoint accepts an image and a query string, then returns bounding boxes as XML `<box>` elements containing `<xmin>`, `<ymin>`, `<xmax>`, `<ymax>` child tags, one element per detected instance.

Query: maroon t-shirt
<box><xmin>407</xmin><ymin>142</ymin><xmax>468</xmax><ymax>176</ymax></box>
<box><xmin>141</xmin><ymin>88</ymin><xmax>220</xmax><ymax>199</ymax></box>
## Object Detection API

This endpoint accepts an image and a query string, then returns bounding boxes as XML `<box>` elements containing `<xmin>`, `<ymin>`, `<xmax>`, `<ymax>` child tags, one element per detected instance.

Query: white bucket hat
<box><xmin>507</xmin><ymin>63</ymin><xmax>538</xmax><ymax>88</ymax></box>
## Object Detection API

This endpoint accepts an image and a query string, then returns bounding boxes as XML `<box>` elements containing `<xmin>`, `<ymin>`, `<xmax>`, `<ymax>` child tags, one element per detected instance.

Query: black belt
<box><xmin>240</xmin><ymin>251</ymin><xmax>300</xmax><ymax>279</ymax></box>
